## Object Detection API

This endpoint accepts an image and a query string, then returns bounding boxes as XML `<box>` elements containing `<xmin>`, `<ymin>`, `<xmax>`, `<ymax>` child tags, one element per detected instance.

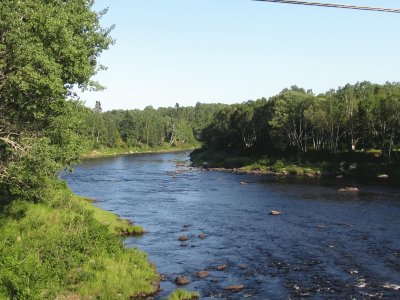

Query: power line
<box><xmin>253</xmin><ymin>0</ymin><xmax>400</xmax><ymax>13</ymax></box>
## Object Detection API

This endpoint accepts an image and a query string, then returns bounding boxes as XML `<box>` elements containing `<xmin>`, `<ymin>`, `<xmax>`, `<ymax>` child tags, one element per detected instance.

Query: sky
<box><xmin>79</xmin><ymin>0</ymin><xmax>400</xmax><ymax>111</ymax></box>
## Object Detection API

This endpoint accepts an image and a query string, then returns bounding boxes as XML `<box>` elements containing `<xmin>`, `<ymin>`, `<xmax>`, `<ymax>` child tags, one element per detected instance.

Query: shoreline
<box><xmin>76</xmin><ymin>194</ymin><xmax>161</xmax><ymax>297</ymax></box>
<box><xmin>82</xmin><ymin>146</ymin><xmax>197</xmax><ymax>159</ymax></box>
<box><xmin>190</xmin><ymin>149</ymin><xmax>399</xmax><ymax>185</ymax></box>
<box><xmin>196</xmin><ymin>165</ymin><xmax>398</xmax><ymax>186</ymax></box>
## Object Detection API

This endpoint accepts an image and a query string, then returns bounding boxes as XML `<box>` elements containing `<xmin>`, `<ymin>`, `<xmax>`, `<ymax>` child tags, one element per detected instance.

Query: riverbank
<box><xmin>190</xmin><ymin>148</ymin><xmax>400</xmax><ymax>182</ymax></box>
<box><xmin>0</xmin><ymin>183</ymin><xmax>159</xmax><ymax>299</ymax></box>
<box><xmin>83</xmin><ymin>143</ymin><xmax>199</xmax><ymax>159</ymax></box>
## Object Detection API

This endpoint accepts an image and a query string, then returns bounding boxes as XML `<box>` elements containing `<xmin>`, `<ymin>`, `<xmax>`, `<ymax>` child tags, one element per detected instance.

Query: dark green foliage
<box><xmin>0</xmin><ymin>0</ymin><xmax>113</xmax><ymax>201</ymax></box>
<box><xmin>199</xmin><ymin>82</ymin><xmax>400</xmax><ymax>160</ymax></box>
<box><xmin>82</xmin><ymin>103</ymin><xmax>227</xmax><ymax>150</ymax></box>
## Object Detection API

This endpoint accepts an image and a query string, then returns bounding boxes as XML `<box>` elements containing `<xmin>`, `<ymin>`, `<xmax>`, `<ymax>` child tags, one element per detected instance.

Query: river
<box><xmin>63</xmin><ymin>152</ymin><xmax>400</xmax><ymax>299</ymax></box>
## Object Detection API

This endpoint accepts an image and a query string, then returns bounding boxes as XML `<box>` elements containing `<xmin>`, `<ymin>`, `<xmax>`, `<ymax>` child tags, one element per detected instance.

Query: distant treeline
<box><xmin>85</xmin><ymin>81</ymin><xmax>400</xmax><ymax>160</ymax></box>
<box><xmin>82</xmin><ymin>102</ymin><xmax>227</xmax><ymax>149</ymax></box>
<box><xmin>199</xmin><ymin>81</ymin><xmax>400</xmax><ymax>159</ymax></box>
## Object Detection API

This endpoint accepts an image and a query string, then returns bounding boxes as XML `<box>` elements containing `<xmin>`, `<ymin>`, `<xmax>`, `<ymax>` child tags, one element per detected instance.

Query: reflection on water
<box><xmin>63</xmin><ymin>152</ymin><xmax>400</xmax><ymax>299</ymax></box>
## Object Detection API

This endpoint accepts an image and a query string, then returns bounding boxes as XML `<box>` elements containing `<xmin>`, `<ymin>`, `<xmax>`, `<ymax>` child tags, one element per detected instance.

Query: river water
<box><xmin>63</xmin><ymin>152</ymin><xmax>400</xmax><ymax>299</ymax></box>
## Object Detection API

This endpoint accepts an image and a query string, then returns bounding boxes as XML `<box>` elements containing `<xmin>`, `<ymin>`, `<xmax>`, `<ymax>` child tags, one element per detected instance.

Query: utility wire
<box><xmin>253</xmin><ymin>0</ymin><xmax>400</xmax><ymax>13</ymax></box>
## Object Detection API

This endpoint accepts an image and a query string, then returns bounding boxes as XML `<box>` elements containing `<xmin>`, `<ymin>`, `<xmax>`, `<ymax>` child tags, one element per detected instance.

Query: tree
<box><xmin>94</xmin><ymin>101</ymin><xmax>103</xmax><ymax>114</ymax></box>
<box><xmin>269</xmin><ymin>90</ymin><xmax>314</xmax><ymax>152</ymax></box>
<box><xmin>0</xmin><ymin>0</ymin><xmax>113</xmax><ymax>200</ymax></box>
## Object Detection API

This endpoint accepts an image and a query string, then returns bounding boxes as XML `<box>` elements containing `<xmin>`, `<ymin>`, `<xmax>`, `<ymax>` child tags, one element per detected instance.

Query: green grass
<box><xmin>0</xmin><ymin>185</ymin><xmax>158</xmax><ymax>299</ymax></box>
<box><xmin>78</xmin><ymin>196</ymin><xmax>144</xmax><ymax>236</ymax></box>
<box><xmin>77</xmin><ymin>250</ymin><xmax>158</xmax><ymax>299</ymax></box>
<box><xmin>167</xmin><ymin>289</ymin><xmax>200</xmax><ymax>300</ymax></box>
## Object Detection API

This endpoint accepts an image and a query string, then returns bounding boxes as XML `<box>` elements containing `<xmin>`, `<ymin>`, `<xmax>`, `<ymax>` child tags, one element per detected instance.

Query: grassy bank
<box><xmin>0</xmin><ymin>182</ymin><xmax>159</xmax><ymax>299</ymax></box>
<box><xmin>77</xmin><ymin>196</ymin><xmax>144</xmax><ymax>236</ymax></box>
<box><xmin>83</xmin><ymin>142</ymin><xmax>199</xmax><ymax>159</ymax></box>
<box><xmin>190</xmin><ymin>148</ymin><xmax>400</xmax><ymax>181</ymax></box>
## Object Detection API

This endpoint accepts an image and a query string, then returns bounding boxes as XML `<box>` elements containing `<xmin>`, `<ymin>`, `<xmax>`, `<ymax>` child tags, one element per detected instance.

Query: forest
<box><xmin>82</xmin><ymin>101</ymin><xmax>226</xmax><ymax>150</ymax></box>
<box><xmin>199</xmin><ymin>82</ymin><xmax>400</xmax><ymax>158</ymax></box>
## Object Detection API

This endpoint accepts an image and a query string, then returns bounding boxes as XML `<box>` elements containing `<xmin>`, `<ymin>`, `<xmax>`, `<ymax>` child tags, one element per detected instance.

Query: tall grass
<box><xmin>0</xmin><ymin>185</ymin><xmax>158</xmax><ymax>299</ymax></box>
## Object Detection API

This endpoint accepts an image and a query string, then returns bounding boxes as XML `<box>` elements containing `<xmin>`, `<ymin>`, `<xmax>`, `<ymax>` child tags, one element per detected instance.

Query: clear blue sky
<box><xmin>80</xmin><ymin>0</ymin><xmax>400</xmax><ymax>111</ymax></box>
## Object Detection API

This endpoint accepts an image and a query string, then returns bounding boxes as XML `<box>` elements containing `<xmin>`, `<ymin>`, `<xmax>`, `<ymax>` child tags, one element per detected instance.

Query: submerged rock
<box><xmin>198</xmin><ymin>233</ymin><xmax>206</xmax><ymax>239</ymax></box>
<box><xmin>175</xmin><ymin>276</ymin><xmax>190</xmax><ymax>285</ymax></box>
<box><xmin>224</xmin><ymin>285</ymin><xmax>246</xmax><ymax>292</ymax></box>
<box><xmin>269</xmin><ymin>210</ymin><xmax>282</xmax><ymax>215</ymax></box>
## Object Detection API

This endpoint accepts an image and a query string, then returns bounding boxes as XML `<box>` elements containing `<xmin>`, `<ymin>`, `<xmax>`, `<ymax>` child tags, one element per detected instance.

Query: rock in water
<box><xmin>198</xmin><ymin>233</ymin><xmax>206</xmax><ymax>239</ymax></box>
<box><xmin>224</xmin><ymin>285</ymin><xmax>246</xmax><ymax>292</ymax></box>
<box><xmin>178</xmin><ymin>235</ymin><xmax>188</xmax><ymax>241</ymax></box>
<box><xmin>196</xmin><ymin>270</ymin><xmax>209</xmax><ymax>278</ymax></box>
<box><xmin>216</xmin><ymin>264</ymin><xmax>227</xmax><ymax>271</ymax></box>
<box><xmin>338</xmin><ymin>187</ymin><xmax>359</xmax><ymax>192</ymax></box>
<box><xmin>175</xmin><ymin>276</ymin><xmax>190</xmax><ymax>285</ymax></box>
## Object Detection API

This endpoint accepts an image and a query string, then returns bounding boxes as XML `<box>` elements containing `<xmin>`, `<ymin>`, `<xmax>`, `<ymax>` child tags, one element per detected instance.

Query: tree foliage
<box><xmin>82</xmin><ymin>102</ymin><xmax>226</xmax><ymax>149</ymax></box>
<box><xmin>0</xmin><ymin>0</ymin><xmax>113</xmax><ymax>200</ymax></box>
<box><xmin>200</xmin><ymin>82</ymin><xmax>400</xmax><ymax>159</ymax></box>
